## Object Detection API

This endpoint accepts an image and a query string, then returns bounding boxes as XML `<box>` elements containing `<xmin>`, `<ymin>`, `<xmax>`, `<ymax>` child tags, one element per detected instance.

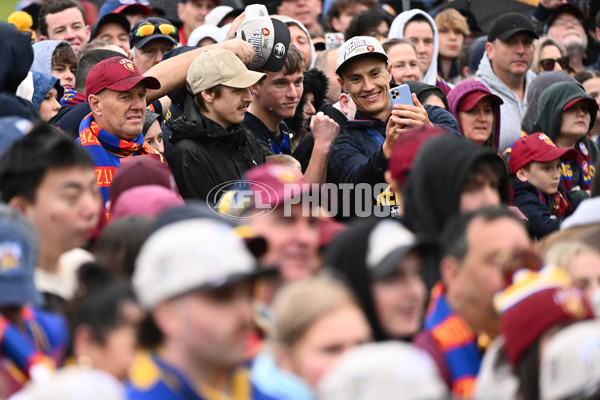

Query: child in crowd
<box><xmin>509</xmin><ymin>132</ymin><xmax>579</xmax><ymax>238</ymax></box>
<box><xmin>533</xmin><ymin>81</ymin><xmax>599</xmax><ymax>201</ymax></box>
<box><xmin>30</xmin><ymin>40</ymin><xmax>77</xmax><ymax>92</ymax></box>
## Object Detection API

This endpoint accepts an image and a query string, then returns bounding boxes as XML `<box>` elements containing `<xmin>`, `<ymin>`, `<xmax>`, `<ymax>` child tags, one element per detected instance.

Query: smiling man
<box><xmin>38</xmin><ymin>0</ymin><xmax>90</xmax><ymax>53</ymax></box>
<box><xmin>167</xmin><ymin>49</ymin><xmax>269</xmax><ymax>202</ymax></box>
<box><xmin>476</xmin><ymin>13</ymin><xmax>538</xmax><ymax>152</ymax></box>
<box><xmin>327</xmin><ymin>35</ymin><xmax>431</xmax><ymax>207</ymax></box>
<box><xmin>78</xmin><ymin>56</ymin><xmax>161</xmax><ymax>210</ymax></box>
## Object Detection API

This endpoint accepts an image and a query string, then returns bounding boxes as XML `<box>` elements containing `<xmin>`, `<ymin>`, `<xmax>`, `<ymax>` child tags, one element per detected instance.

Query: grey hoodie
<box><xmin>475</xmin><ymin>53</ymin><xmax>536</xmax><ymax>152</ymax></box>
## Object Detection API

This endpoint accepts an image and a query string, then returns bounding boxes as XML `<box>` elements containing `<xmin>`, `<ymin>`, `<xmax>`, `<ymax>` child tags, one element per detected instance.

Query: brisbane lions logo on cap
<box><xmin>119</xmin><ymin>58</ymin><xmax>136</xmax><ymax>72</ymax></box>
<box><xmin>262</xmin><ymin>27</ymin><xmax>270</xmax><ymax>36</ymax></box>
<box><xmin>367</xmin><ymin>45</ymin><xmax>375</xmax><ymax>52</ymax></box>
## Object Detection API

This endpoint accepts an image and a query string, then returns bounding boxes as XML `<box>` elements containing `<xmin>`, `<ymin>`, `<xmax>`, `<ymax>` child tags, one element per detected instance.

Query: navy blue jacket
<box><xmin>511</xmin><ymin>178</ymin><xmax>579</xmax><ymax>239</ymax></box>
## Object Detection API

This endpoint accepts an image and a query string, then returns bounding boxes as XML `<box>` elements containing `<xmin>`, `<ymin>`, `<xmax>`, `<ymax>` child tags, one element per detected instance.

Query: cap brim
<box><xmin>336</xmin><ymin>52</ymin><xmax>388</xmax><ymax>76</ymax></box>
<box><xmin>92</xmin><ymin>13</ymin><xmax>131</xmax><ymax>39</ymax></box>
<box><xmin>134</xmin><ymin>34</ymin><xmax>178</xmax><ymax>49</ymax></box>
<box><xmin>222</xmin><ymin>70</ymin><xmax>266</xmax><ymax>88</ymax></box>
<box><xmin>535</xmin><ymin>147</ymin><xmax>578</xmax><ymax>164</ymax></box>
<box><xmin>106</xmin><ymin>75</ymin><xmax>161</xmax><ymax>92</ymax></box>
<box><xmin>371</xmin><ymin>237</ymin><xmax>438</xmax><ymax>280</ymax></box>
<box><xmin>0</xmin><ymin>280</ymin><xmax>42</xmax><ymax>307</ymax></box>
<box><xmin>562</xmin><ymin>97</ymin><xmax>599</xmax><ymax>111</ymax></box>
<box><xmin>496</xmin><ymin>28</ymin><xmax>538</xmax><ymax>42</ymax></box>
<box><xmin>114</xmin><ymin>3</ymin><xmax>151</xmax><ymax>16</ymax></box>
<box><xmin>262</xmin><ymin>18</ymin><xmax>291</xmax><ymax>72</ymax></box>
<box><xmin>460</xmin><ymin>91</ymin><xmax>503</xmax><ymax>111</ymax></box>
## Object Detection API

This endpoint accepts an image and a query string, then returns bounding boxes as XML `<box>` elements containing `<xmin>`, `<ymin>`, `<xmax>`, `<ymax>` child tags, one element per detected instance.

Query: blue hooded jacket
<box><xmin>17</xmin><ymin>71</ymin><xmax>63</xmax><ymax>109</ymax></box>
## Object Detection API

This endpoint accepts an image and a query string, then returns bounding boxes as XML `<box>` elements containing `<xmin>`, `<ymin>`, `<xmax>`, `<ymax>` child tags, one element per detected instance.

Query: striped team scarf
<box><xmin>60</xmin><ymin>87</ymin><xmax>87</xmax><ymax>106</ymax></box>
<box><xmin>559</xmin><ymin>140</ymin><xmax>594</xmax><ymax>191</ymax></box>
<box><xmin>0</xmin><ymin>306</ymin><xmax>55</xmax><ymax>384</ymax></box>
<box><xmin>77</xmin><ymin>112</ymin><xmax>157</xmax><ymax>208</ymax></box>
<box><xmin>536</xmin><ymin>187</ymin><xmax>574</xmax><ymax>220</ymax></box>
<box><xmin>424</xmin><ymin>283</ymin><xmax>481</xmax><ymax>399</ymax></box>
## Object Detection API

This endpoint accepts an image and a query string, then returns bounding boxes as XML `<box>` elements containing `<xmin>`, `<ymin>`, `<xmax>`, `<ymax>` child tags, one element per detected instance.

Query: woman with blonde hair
<box><xmin>251</xmin><ymin>275</ymin><xmax>372</xmax><ymax>399</ymax></box>
<box><xmin>531</xmin><ymin>36</ymin><xmax>568</xmax><ymax>74</ymax></box>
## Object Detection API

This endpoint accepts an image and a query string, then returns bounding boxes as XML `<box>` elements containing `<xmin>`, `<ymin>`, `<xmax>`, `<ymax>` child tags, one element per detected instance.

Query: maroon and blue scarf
<box><xmin>424</xmin><ymin>283</ymin><xmax>481</xmax><ymax>399</ymax></box>
<box><xmin>559</xmin><ymin>140</ymin><xmax>595</xmax><ymax>191</ymax></box>
<box><xmin>77</xmin><ymin>112</ymin><xmax>157</xmax><ymax>208</ymax></box>
<box><xmin>537</xmin><ymin>187</ymin><xmax>574</xmax><ymax>220</ymax></box>
<box><xmin>60</xmin><ymin>87</ymin><xmax>87</xmax><ymax>106</ymax></box>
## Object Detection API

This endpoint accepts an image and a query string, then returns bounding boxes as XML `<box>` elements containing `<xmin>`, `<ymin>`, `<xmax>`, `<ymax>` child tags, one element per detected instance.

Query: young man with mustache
<box><xmin>167</xmin><ymin>49</ymin><xmax>268</xmax><ymax>202</ymax></box>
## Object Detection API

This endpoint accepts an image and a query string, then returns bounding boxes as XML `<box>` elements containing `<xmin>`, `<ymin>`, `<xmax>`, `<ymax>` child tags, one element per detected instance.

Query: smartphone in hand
<box><xmin>388</xmin><ymin>84</ymin><xmax>414</xmax><ymax>108</ymax></box>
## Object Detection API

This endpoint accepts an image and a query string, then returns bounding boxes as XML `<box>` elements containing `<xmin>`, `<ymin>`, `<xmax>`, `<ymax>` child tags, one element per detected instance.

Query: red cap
<box><xmin>458</xmin><ymin>90</ymin><xmax>503</xmax><ymax>111</ymax></box>
<box><xmin>508</xmin><ymin>132</ymin><xmax>576</xmax><ymax>173</ymax></box>
<box><xmin>85</xmin><ymin>56</ymin><xmax>161</xmax><ymax>96</ymax></box>
<box><xmin>244</xmin><ymin>164</ymin><xmax>310</xmax><ymax>208</ymax></box>
<box><xmin>114</xmin><ymin>3</ymin><xmax>151</xmax><ymax>16</ymax></box>
<box><xmin>561</xmin><ymin>96</ymin><xmax>599</xmax><ymax>111</ymax></box>
<box><xmin>388</xmin><ymin>125</ymin><xmax>448</xmax><ymax>185</ymax></box>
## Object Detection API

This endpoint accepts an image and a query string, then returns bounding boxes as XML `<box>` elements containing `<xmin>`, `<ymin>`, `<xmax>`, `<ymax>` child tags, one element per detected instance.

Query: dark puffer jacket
<box><xmin>167</xmin><ymin>95</ymin><xmax>269</xmax><ymax>203</ymax></box>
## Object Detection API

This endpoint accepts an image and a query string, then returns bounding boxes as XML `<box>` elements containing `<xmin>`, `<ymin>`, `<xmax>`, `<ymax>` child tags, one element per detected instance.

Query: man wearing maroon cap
<box><xmin>77</xmin><ymin>56</ymin><xmax>161</xmax><ymax>210</ymax></box>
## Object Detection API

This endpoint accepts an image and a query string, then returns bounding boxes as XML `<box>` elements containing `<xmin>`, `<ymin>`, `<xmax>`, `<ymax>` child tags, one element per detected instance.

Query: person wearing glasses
<box><xmin>128</xmin><ymin>18</ymin><xmax>179</xmax><ymax>74</ymax></box>
<box><xmin>531</xmin><ymin>36</ymin><xmax>569</xmax><ymax>74</ymax></box>
<box><xmin>476</xmin><ymin>13</ymin><xmax>538</xmax><ymax>152</ymax></box>
<box><xmin>546</xmin><ymin>4</ymin><xmax>588</xmax><ymax>73</ymax></box>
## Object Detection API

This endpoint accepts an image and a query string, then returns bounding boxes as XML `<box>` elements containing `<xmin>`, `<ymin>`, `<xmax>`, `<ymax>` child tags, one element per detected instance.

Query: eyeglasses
<box><xmin>134</xmin><ymin>23</ymin><xmax>177</xmax><ymax>39</ymax></box>
<box><xmin>539</xmin><ymin>57</ymin><xmax>569</xmax><ymax>71</ymax></box>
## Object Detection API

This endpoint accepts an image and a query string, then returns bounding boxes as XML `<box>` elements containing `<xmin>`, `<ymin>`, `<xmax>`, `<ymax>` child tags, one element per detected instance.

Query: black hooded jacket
<box><xmin>0</xmin><ymin>22</ymin><xmax>39</xmax><ymax>120</ymax></box>
<box><xmin>403</xmin><ymin>135</ymin><xmax>510</xmax><ymax>236</ymax></box>
<box><xmin>323</xmin><ymin>217</ymin><xmax>393</xmax><ymax>342</ymax></box>
<box><xmin>167</xmin><ymin>95</ymin><xmax>269</xmax><ymax>202</ymax></box>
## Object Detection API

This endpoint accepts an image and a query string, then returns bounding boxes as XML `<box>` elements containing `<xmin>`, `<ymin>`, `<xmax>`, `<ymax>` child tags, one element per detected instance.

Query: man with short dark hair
<box><xmin>168</xmin><ymin>49</ymin><xmax>268</xmax><ymax>201</ymax></box>
<box><xmin>0</xmin><ymin>122</ymin><xmax>101</xmax><ymax>309</ymax></box>
<box><xmin>414</xmin><ymin>206</ymin><xmax>531</xmax><ymax>399</ymax></box>
<box><xmin>38</xmin><ymin>0</ymin><xmax>90</xmax><ymax>53</ymax></box>
<box><xmin>476</xmin><ymin>13</ymin><xmax>538</xmax><ymax>151</ymax></box>
<box><xmin>128</xmin><ymin>17</ymin><xmax>179</xmax><ymax>74</ymax></box>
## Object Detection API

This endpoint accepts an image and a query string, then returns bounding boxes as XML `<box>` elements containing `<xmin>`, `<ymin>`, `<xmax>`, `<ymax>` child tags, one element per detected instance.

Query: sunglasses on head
<box><xmin>539</xmin><ymin>57</ymin><xmax>569</xmax><ymax>71</ymax></box>
<box><xmin>134</xmin><ymin>23</ymin><xmax>177</xmax><ymax>39</ymax></box>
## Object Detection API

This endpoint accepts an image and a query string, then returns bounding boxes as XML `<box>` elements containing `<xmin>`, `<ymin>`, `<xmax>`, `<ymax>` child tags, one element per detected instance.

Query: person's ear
<box><xmin>250</xmin><ymin>82</ymin><xmax>260</xmax><ymax>98</ymax></box>
<box><xmin>39</xmin><ymin>35</ymin><xmax>48</xmax><ymax>42</ymax></box>
<box><xmin>8</xmin><ymin>196</ymin><xmax>29</xmax><ymax>214</ymax></box>
<box><xmin>330</xmin><ymin>17</ymin><xmax>341</xmax><ymax>33</ymax></box>
<box><xmin>274</xmin><ymin>344</ymin><xmax>293</xmax><ymax>371</ymax></box>
<box><xmin>485</xmin><ymin>41</ymin><xmax>494</xmax><ymax>61</ymax></box>
<box><xmin>201</xmin><ymin>89</ymin><xmax>215</xmax><ymax>104</ymax></box>
<box><xmin>72</xmin><ymin>325</ymin><xmax>96</xmax><ymax>358</ymax></box>
<box><xmin>85</xmin><ymin>24</ymin><xmax>91</xmax><ymax>42</ymax></box>
<box><xmin>516</xmin><ymin>168</ymin><xmax>528</xmax><ymax>183</ymax></box>
<box><xmin>440</xmin><ymin>255</ymin><xmax>460</xmax><ymax>288</ymax></box>
<box><xmin>88</xmin><ymin>94</ymin><xmax>102</xmax><ymax>115</ymax></box>
<box><xmin>387</xmin><ymin>63</ymin><xmax>393</xmax><ymax>76</ymax></box>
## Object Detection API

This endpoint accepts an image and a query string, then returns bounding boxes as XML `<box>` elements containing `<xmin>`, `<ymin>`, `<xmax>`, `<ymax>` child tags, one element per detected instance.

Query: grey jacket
<box><xmin>475</xmin><ymin>53</ymin><xmax>536</xmax><ymax>151</ymax></box>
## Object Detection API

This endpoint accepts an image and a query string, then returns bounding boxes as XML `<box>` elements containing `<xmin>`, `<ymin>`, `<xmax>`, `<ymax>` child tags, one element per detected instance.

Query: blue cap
<box><xmin>0</xmin><ymin>204</ymin><xmax>41</xmax><ymax>306</ymax></box>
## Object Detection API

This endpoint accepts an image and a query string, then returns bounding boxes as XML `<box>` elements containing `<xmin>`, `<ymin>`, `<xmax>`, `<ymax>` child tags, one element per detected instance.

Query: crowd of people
<box><xmin>1</xmin><ymin>0</ymin><xmax>600</xmax><ymax>399</ymax></box>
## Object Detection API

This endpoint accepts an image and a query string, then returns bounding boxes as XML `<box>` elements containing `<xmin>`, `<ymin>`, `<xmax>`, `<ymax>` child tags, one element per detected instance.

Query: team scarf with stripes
<box><xmin>424</xmin><ymin>283</ymin><xmax>481</xmax><ymax>399</ymax></box>
<box><xmin>78</xmin><ymin>112</ymin><xmax>156</xmax><ymax>208</ymax></box>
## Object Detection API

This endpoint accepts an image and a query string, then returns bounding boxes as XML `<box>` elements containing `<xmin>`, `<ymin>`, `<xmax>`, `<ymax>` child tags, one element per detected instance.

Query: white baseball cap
<box><xmin>336</xmin><ymin>35</ymin><xmax>388</xmax><ymax>76</ymax></box>
<box><xmin>133</xmin><ymin>218</ymin><xmax>270</xmax><ymax>310</ymax></box>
